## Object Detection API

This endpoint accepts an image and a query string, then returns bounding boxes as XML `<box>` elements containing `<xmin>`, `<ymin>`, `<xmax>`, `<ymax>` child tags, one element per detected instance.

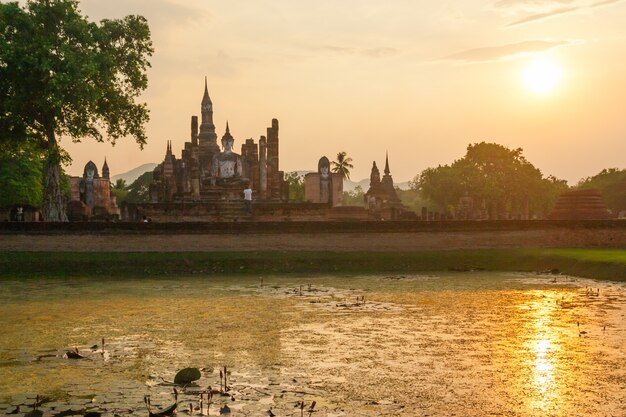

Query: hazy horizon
<box><xmin>54</xmin><ymin>0</ymin><xmax>625</xmax><ymax>184</ymax></box>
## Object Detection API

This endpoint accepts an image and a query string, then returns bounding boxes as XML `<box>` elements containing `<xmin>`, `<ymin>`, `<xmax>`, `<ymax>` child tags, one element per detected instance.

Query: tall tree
<box><xmin>577</xmin><ymin>168</ymin><xmax>626</xmax><ymax>215</ymax></box>
<box><xmin>0</xmin><ymin>0</ymin><xmax>153</xmax><ymax>220</ymax></box>
<box><xmin>331</xmin><ymin>151</ymin><xmax>354</xmax><ymax>180</ymax></box>
<box><xmin>412</xmin><ymin>142</ymin><xmax>568</xmax><ymax>219</ymax></box>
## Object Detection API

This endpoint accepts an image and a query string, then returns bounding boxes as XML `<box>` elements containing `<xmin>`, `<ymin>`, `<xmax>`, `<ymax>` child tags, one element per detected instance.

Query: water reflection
<box><xmin>0</xmin><ymin>273</ymin><xmax>624</xmax><ymax>416</ymax></box>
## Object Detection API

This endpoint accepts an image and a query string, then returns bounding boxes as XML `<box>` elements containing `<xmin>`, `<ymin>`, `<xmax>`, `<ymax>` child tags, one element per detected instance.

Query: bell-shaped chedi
<box><xmin>549</xmin><ymin>188</ymin><xmax>611</xmax><ymax>220</ymax></box>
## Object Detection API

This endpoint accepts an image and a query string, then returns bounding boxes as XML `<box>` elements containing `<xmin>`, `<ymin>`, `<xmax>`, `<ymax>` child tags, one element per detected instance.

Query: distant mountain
<box><xmin>111</xmin><ymin>163</ymin><xmax>157</xmax><ymax>185</ymax></box>
<box><xmin>343</xmin><ymin>178</ymin><xmax>411</xmax><ymax>192</ymax></box>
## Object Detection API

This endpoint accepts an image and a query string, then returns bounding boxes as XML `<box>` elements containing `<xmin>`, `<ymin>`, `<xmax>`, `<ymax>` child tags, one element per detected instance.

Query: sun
<box><xmin>522</xmin><ymin>58</ymin><xmax>562</xmax><ymax>94</ymax></box>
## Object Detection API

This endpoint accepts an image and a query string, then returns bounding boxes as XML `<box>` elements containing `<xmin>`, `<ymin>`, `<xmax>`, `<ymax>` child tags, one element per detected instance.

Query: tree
<box><xmin>577</xmin><ymin>168</ymin><xmax>626</xmax><ymax>214</ymax></box>
<box><xmin>284</xmin><ymin>171</ymin><xmax>304</xmax><ymax>202</ymax></box>
<box><xmin>342</xmin><ymin>185</ymin><xmax>365</xmax><ymax>206</ymax></box>
<box><xmin>412</xmin><ymin>142</ymin><xmax>568</xmax><ymax>219</ymax></box>
<box><xmin>331</xmin><ymin>151</ymin><xmax>354</xmax><ymax>180</ymax></box>
<box><xmin>0</xmin><ymin>142</ymin><xmax>44</xmax><ymax>207</ymax></box>
<box><xmin>111</xmin><ymin>178</ymin><xmax>128</xmax><ymax>203</ymax></box>
<box><xmin>125</xmin><ymin>171</ymin><xmax>153</xmax><ymax>203</ymax></box>
<box><xmin>0</xmin><ymin>0</ymin><xmax>153</xmax><ymax>220</ymax></box>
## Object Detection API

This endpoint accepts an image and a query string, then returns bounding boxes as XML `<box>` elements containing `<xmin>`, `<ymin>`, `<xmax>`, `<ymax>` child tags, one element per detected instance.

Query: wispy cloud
<box><xmin>494</xmin><ymin>0</ymin><xmax>577</xmax><ymax>12</ymax></box>
<box><xmin>495</xmin><ymin>0</ymin><xmax>625</xmax><ymax>26</ymax></box>
<box><xmin>441</xmin><ymin>40</ymin><xmax>571</xmax><ymax>63</ymax></box>
<box><xmin>305</xmin><ymin>44</ymin><xmax>397</xmax><ymax>58</ymax></box>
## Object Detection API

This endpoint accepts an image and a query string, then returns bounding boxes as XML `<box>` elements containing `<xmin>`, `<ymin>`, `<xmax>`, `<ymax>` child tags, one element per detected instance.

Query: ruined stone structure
<box><xmin>364</xmin><ymin>154</ymin><xmax>412</xmax><ymax>220</ymax></box>
<box><xmin>550</xmin><ymin>189</ymin><xmax>611</xmax><ymax>220</ymax></box>
<box><xmin>69</xmin><ymin>159</ymin><xmax>120</xmax><ymax>220</ymax></box>
<box><xmin>149</xmin><ymin>79</ymin><xmax>287</xmax><ymax>204</ymax></box>
<box><xmin>304</xmin><ymin>156</ymin><xmax>343</xmax><ymax>206</ymax></box>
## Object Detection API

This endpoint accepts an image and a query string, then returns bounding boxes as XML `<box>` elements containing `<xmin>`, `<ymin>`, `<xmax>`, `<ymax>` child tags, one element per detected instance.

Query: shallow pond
<box><xmin>0</xmin><ymin>272</ymin><xmax>625</xmax><ymax>416</ymax></box>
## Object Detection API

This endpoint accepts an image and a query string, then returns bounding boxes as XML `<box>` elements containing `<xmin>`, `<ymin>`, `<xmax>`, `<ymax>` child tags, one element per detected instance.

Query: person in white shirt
<box><xmin>243</xmin><ymin>184</ymin><xmax>252</xmax><ymax>213</ymax></box>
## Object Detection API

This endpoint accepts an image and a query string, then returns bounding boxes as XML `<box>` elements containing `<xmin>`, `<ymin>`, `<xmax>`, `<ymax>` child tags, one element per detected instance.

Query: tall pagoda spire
<box><xmin>201</xmin><ymin>76</ymin><xmax>212</xmax><ymax>111</ymax></box>
<box><xmin>384</xmin><ymin>151</ymin><xmax>390</xmax><ymax>175</ymax></box>
<box><xmin>198</xmin><ymin>77</ymin><xmax>219</xmax><ymax>157</ymax></box>
<box><xmin>102</xmin><ymin>157</ymin><xmax>110</xmax><ymax>179</ymax></box>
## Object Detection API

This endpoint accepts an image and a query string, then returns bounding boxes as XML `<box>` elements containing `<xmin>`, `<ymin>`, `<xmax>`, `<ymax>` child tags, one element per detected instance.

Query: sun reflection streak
<box><xmin>526</xmin><ymin>292</ymin><xmax>563</xmax><ymax>413</ymax></box>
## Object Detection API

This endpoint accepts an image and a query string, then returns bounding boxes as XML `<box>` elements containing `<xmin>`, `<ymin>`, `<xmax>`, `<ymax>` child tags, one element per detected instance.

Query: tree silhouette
<box><xmin>331</xmin><ymin>151</ymin><xmax>354</xmax><ymax>180</ymax></box>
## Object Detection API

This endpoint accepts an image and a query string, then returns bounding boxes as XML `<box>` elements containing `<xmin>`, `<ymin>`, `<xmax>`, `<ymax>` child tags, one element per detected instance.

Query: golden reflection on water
<box><xmin>0</xmin><ymin>273</ymin><xmax>625</xmax><ymax>416</ymax></box>
<box><xmin>528</xmin><ymin>295</ymin><xmax>559</xmax><ymax>414</ymax></box>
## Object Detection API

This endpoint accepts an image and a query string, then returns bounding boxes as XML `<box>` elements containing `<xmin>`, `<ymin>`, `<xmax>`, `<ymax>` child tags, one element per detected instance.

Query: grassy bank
<box><xmin>1</xmin><ymin>249</ymin><xmax>625</xmax><ymax>281</ymax></box>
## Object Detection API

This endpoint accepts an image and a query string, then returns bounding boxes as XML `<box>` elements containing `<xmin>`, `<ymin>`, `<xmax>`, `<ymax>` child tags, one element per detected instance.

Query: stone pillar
<box><xmin>266</xmin><ymin>119</ymin><xmax>280</xmax><ymax>199</ymax></box>
<box><xmin>259</xmin><ymin>136</ymin><xmax>267</xmax><ymax>200</ymax></box>
<box><xmin>191</xmin><ymin>116</ymin><xmax>198</xmax><ymax>146</ymax></box>
<box><xmin>241</xmin><ymin>138</ymin><xmax>259</xmax><ymax>193</ymax></box>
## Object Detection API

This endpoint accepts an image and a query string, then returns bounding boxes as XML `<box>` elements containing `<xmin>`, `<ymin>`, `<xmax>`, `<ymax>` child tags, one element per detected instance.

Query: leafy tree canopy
<box><xmin>577</xmin><ymin>168</ymin><xmax>626</xmax><ymax>214</ymax></box>
<box><xmin>0</xmin><ymin>142</ymin><xmax>44</xmax><ymax>207</ymax></box>
<box><xmin>125</xmin><ymin>170</ymin><xmax>153</xmax><ymax>203</ymax></box>
<box><xmin>0</xmin><ymin>0</ymin><xmax>153</xmax><ymax>220</ymax></box>
<box><xmin>342</xmin><ymin>185</ymin><xmax>365</xmax><ymax>207</ymax></box>
<box><xmin>284</xmin><ymin>171</ymin><xmax>304</xmax><ymax>202</ymax></box>
<box><xmin>412</xmin><ymin>142</ymin><xmax>568</xmax><ymax>219</ymax></box>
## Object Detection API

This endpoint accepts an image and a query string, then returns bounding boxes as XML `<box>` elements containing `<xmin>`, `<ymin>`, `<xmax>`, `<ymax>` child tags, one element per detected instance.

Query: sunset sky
<box><xmin>60</xmin><ymin>0</ymin><xmax>626</xmax><ymax>184</ymax></box>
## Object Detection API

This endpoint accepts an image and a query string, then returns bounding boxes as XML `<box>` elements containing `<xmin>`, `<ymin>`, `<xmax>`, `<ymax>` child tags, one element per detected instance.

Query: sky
<box><xmin>58</xmin><ymin>0</ymin><xmax>626</xmax><ymax>184</ymax></box>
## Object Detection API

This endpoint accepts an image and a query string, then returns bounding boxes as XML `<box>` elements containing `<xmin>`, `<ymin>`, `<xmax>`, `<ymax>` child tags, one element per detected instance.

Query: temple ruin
<box><xmin>68</xmin><ymin>159</ymin><xmax>120</xmax><ymax>220</ymax></box>
<box><xmin>148</xmin><ymin>78</ymin><xmax>287</xmax><ymax>205</ymax></box>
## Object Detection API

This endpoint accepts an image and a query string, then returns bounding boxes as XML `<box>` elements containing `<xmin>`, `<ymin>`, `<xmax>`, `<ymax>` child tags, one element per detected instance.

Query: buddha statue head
<box><xmin>221</xmin><ymin>123</ymin><xmax>235</xmax><ymax>153</ymax></box>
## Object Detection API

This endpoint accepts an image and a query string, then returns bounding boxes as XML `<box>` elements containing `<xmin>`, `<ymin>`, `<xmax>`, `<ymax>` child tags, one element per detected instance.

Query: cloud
<box><xmin>495</xmin><ymin>0</ymin><xmax>625</xmax><ymax>26</ymax></box>
<box><xmin>362</xmin><ymin>47</ymin><xmax>398</xmax><ymax>58</ymax></box>
<box><xmin>305</xmin><ymin>44</ymin><xmax>397</xmax><ymax>58</ymax></box>
<box><xmin>441</xmin><ymin>40</ymin><xmax>571</xmax><ymax>63</ymax></box>
<box><xmin>494</xmin><ymin>0</ymin><xmax>577</xmax><ymax>12</ymax></box>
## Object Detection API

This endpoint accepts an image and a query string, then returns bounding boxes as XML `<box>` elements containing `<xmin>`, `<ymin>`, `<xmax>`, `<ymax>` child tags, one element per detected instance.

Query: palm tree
<box><xmin>331</xmin><ymin>151</ymin><xmax>354</xmax><ymax>180</ymax></box>
<box><xmin>113</xmin><ymin>179</ymin><xmax>127</xmax><ymax>191</ymax></box>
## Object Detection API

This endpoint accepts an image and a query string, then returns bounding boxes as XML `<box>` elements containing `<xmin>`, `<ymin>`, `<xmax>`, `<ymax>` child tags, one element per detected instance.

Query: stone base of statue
<box><xmin>199</xmin><ymin>177</ymin><xmax>250</xmax><ymax>201</ymax></box>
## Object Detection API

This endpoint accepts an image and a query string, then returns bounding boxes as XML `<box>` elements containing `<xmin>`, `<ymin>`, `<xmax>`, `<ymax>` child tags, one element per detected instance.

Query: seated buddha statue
<box><xmin>211</xmin><ymin>123</ymin><xmax>245</xmax><ymax>185</ymax></box>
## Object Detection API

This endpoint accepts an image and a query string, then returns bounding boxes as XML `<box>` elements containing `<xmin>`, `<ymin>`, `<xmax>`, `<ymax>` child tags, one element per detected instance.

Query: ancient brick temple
<box><xmin>364</xmin><ymin>153</ymin><xmax>412</xmax><ymax>220</ymax></box>
<box><xmin>149</xmin><ymin>79</ymin><xmax>287</xmax><ymax>203</ymax></box>
<box><xmin>69</xmin><ymin>159</ymin><xmax>120</xmax><ymax>220</ymax></box>
<box><xmin>550</xmin><ymin>189</ymin><xmax>611</xmax><ymax>220</ymax></box>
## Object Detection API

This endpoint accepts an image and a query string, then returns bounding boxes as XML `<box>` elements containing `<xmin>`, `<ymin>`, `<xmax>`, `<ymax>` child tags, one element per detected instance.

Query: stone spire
<box><xmin>201</xmin><ymin>76</ymin><xmax>212</xmax><ymax>115</ymax></box>
<box><xmin>102</xmin><ymin>157</ymin><xmax>110</xmax><ymax>179</ymax></box>
<box><xmin>198</xmin><ymin>77</ymin><xmax>219</xmax><ymax>157</ymax></box>
<box><xmin>381</xmin><ymin>152</ymin><xmax>397</xmax><ymax>194</ymax></box>
<box><xmin>163</xmin><ymin>140</ymin><xmax>174</xmax><ymax>177</ymax></box>
<box><xmin>384</xmin><ymin>151</ymin><xmax>390</xmax><ymax>175</ymax></box>
<box><xmin>369</xmin><ymin>161</ymin><xmax>380</xmax><ymax>188</ymax></box>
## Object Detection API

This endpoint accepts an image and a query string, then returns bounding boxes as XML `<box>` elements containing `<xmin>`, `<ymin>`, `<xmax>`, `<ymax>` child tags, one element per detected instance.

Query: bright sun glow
<box><xmin>522</xmin><ymin>59</ymin><xmax>562</xmax><ymax>94</ymax></box>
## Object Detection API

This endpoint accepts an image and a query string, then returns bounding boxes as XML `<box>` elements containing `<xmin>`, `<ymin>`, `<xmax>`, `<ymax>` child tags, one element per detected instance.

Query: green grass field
<box><xmin>1</xmin><ymin>248</ymin><xmax>625</xmax><ymax>281</ymax></box>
